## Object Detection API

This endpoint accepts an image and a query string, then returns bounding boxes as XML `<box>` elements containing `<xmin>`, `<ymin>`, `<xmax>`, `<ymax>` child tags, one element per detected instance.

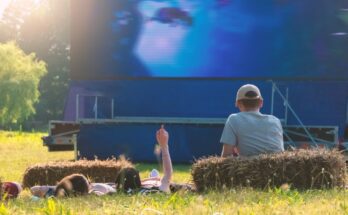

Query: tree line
<box><xmin>0</xmin><ymin>0</ymin><xmax>70</xmax><ymax>130</ymax></box>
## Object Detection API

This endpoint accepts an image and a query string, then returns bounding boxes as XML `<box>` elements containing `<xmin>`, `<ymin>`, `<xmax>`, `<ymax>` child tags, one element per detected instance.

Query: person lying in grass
<box><xmin>114</xmin><ymin>124</ymin><xmax>173</xmax><ymax>194</ymax></box>
<box><xmin>115</xmin><ymin>125</ymin><xmax>195</xmax><ymax>194</ymax></box>
<box><xmin>1</xmin><ymin>181</ymin><xmax>22</xmax><ymax>200</ymax></box>
<box><xmin>30</xmin><ymin>173</ymin><xmax>116</xmax><ymax>198</ymax></box>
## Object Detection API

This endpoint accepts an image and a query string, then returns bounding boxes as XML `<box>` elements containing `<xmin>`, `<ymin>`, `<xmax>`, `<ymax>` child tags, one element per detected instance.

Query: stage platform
<box><xmin>43</xmin><ymin>117</ymin><xmax>341</xmax><ymax>163</ymax></box>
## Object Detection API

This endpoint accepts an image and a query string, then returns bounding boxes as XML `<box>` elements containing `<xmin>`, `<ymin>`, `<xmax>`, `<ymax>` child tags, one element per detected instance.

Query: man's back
<box><xmin>220</xmin><ymin>111</ymin><xmax>284</xmax><ymax>156</ymax></box>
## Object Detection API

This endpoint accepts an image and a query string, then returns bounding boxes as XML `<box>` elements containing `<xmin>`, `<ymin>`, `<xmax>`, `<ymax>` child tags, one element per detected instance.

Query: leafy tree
<box><xmin>0</xmin><ymin>42</ymin><xmax>47</xmax><ymax>127</ymax></box>
<box><xmin>0</xmin><ymin>0</ymin><xmax>70</xmax><ymax>125</ymax></box>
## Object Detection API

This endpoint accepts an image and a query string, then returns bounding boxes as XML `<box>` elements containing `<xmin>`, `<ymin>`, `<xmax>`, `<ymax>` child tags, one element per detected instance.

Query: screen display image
<box><xmin>71</xmin><ymin>0</ymin><xmax>348</xmax><ymax>79</ymax></box>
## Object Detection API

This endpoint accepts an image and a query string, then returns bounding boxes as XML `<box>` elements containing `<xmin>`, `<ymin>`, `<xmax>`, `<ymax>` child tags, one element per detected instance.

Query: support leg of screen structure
<box><xmin>270</xmin><ymin>81</ymin><xmax>318</xmax><ymax>146</ymax></box>
<box><xmin>73</xmin><ymin>134</ymin><xmax>78</xmax><ymax>161</ymax></box>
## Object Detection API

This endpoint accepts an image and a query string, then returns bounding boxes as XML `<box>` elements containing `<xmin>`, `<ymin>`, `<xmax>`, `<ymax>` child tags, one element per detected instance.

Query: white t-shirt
<box><xmin>90</xmin><ymin>183</ymin><xmax>116</xmax><ymax>196</ymax></box>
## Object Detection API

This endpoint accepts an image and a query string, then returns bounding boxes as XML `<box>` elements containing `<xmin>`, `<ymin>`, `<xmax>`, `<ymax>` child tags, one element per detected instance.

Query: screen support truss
<box><xmin>270</xmin><ymin>80</ymin><xmax>318</xmax><ymax>146</ymax></box>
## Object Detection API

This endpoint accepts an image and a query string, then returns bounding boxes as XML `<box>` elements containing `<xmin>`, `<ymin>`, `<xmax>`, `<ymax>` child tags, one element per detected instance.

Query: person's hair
<box><xmin>54</xmin><ymin>174</ymin><xmax>90</xmax><ymax>197</ymax></box>
<box><xmin>238</xmin><ymin>98</ymin><xmax>262</xmax><ymax>109</ymax></box>
<box><xmin>238</xmin><ymin>90</ymin><xmax>262</xmax><ymax>109</ymax></box>
<box><xmin>115</xmin><ymin>168</ymin><xmax>141</xmax><ymax>192</ymax></box>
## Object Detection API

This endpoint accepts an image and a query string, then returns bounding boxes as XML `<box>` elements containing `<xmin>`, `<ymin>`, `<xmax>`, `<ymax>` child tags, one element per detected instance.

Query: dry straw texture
<box><xmin>22</xmin><ymin>158</ymin><xmax>133</xmax><ymax>188</ymax></box>
<box><xmin>192</xmin><ymin>149</ymin><xmax>347</xmax><ymax>192</ymax></box>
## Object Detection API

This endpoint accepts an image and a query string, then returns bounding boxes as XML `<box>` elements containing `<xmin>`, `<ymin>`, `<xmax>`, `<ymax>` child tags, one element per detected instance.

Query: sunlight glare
<box><xmin>34</xmin><ymin>0</ymin><xmax>42</xmax><ymax>5</ymax></box>
<box><xmin>0</xmin><ymin>0</ymin><xmax>12</xmax><ymax>17</ymax></box>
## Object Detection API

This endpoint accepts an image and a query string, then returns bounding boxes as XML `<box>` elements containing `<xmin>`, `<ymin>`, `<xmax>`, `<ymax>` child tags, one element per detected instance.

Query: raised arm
<box><xmin>156</xmin><ymin>125</ymin><xmax>173</xmax><ymax>193</ymax></box>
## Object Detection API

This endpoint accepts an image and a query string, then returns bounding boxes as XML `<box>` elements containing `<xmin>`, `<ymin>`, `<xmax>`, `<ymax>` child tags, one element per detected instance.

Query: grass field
<box><xmin>0</xmin><ymin>131</ymin><xmax>347</xmax><ymax>215</ymax></box>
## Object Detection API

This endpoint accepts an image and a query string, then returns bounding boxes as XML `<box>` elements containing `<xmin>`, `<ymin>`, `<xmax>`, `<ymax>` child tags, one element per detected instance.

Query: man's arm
<box><xmin>156</xmin><ymin>125</ymin><xmax>173</xmax><ymax>193</ymax></box>
<box><xmin>221</xmin><ymin>144</ymin><xmax>238</xmax><ymax>157</ymax></box>
<box><xmin>220</xmin><ymin>115</ymin><xmax>238</xmax><ymax>157</ymax></box>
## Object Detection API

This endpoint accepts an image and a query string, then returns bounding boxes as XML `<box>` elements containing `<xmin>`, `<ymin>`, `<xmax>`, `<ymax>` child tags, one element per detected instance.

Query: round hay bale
<box><xmin>192</xmin><ymin>149</ymin><xmax>347</xmax><ymax>191</ymax></box>
<box><xmin>22</xmin><ymin>158</ymin><xmax>134</xmax><ymax>188</ymax></box>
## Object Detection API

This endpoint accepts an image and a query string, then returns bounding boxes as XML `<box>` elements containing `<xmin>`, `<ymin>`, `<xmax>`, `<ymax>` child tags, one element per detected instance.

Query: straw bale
<box><xmin>192</xmin><ymin>149</ymin><xmax>347</xmax><ymax>191</ymax></box>
<box><xmin>22</xmin><ymin>158</ymin><xmax>133</xmax><ymax>188</ymax></box>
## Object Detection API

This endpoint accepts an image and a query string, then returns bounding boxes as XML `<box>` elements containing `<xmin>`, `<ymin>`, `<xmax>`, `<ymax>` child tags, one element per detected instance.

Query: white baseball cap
<box><xmin>236</xmin><ymin>84</ymin><xmax>262</xmax><ymax>101</ymax></box>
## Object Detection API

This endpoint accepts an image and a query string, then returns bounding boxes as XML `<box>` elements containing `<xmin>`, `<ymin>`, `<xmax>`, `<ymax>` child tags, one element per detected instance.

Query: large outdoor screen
<box><xmin>71</xmin><ymin>0</ymin><xmax>348</xmax><ymax>79</ymax></box>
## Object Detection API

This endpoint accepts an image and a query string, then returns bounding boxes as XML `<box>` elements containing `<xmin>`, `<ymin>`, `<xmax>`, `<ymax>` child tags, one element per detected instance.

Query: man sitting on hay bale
<box><xmin>221</xmin><ymin>84</ymin><xmax>284</xmax><ymax>157</ymax></box>
<box><xmin>192</xmin><ymin>85</ymin><xmax>346</xmax><ymax>191</ymax></box>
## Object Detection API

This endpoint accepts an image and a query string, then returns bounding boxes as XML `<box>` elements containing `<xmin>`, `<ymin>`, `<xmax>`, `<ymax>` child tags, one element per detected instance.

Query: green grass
<box><xmin>0</xmin><ymin>131</ymin><xmax>347</xmax><ymax>215</ymax></box>
<box><xmin>0</xmin><ymin>131</ymin><xmax>73</xmax><ymax>182</ymax></box>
